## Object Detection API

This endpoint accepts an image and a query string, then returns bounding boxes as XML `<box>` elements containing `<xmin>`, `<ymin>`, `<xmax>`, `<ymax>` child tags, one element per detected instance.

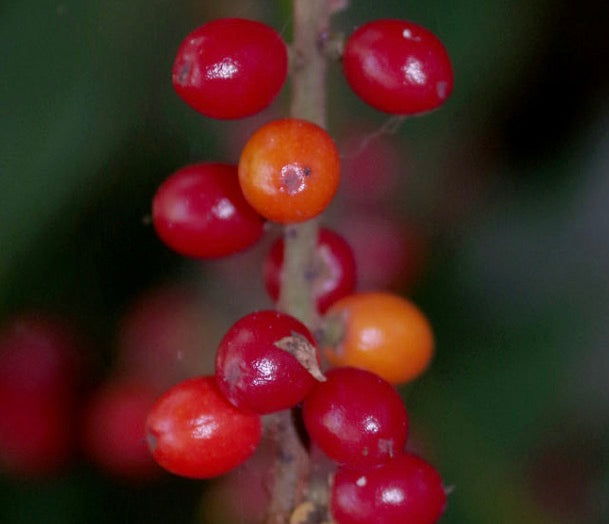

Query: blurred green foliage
<box><xmin>1</xmin><ymin>0</ymin><xmax>608</xmax><ymax>522</ymax></box>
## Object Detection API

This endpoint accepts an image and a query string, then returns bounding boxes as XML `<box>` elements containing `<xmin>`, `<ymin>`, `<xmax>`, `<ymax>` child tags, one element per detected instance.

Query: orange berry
<box><xmin>238</xmin><ymin>118</ymin><xmax>340</xmax><ymax>223</ymax></box>
<box><xmin>324</xmin><ymin>292</ymin><xmax>434</xmax><ymax>385</ymax></box>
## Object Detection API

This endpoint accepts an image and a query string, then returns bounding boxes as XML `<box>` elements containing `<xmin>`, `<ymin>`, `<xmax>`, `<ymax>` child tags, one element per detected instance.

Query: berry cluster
<box><xmin>147</xmin><ymin>12</ymin><xmax>453</xmax><ymax>524</ymax></box>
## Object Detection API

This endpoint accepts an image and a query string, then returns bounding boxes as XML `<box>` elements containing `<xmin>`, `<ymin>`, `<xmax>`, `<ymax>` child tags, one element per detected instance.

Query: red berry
<box><xmin>0</xmin><ymin>313</ymin><xmax>82</xmax><ymax>478</ymax></box>
<box><xmin>117</xmin><ymin>284</ymin><xmax>220</xmax><ymax>390</ymax></box>
<box><xmin>215</xmin><ymin>311</ymin><xmax>321</xmax><ymax>414</ymax></box>
<box><xmin>342</xmin><ymin>19</ymin><xmax>453</xmax><ymax>115</ymax></box>
<box><xmin>146</xmin><ymin>376</ymin><xmax>261</xmax><ymax>478</ymax></box>
<box><xmin>172</xmin><ymin>18</ymin><xmax>288</xmax><ymax>119</ymax></box>
<box><xmin>152</xmin><ymin>163</ymin><xmax>265</xmax><ymax>258</ymax></box>
<box><xmin>302</xmin><ymin>367</ymin><xmax>408</xmax><ymax>467</ymax></box>
<box><xmin>339</xmin><ymin>213</ymin><xmax>426</xmax><ymax>291</ymax></box>
<box><xmin>331</xmin><ymin>453</ymin><xmax>447</xmax><ymax>524</ymax></box>
<box><xmin>82</xmin><ymin>378</ymin><xmax>161</xmax><ymax>481</ymax></box>
<box><xmin>0</xmin><ymin>313</ymin><xmax>81</xmax><ymax>396</ymax></box>
<box><xmin>338</xmin><ymin>129</ymin><xmax>402</xmax><ymax>209</ymax></box>
<box><xmin>0</xmin><ymin>388</ymin><xmax>73</xmax><ymax>478</ymax></box>
<box><xmin>263</xmin><ymin>228</ymin><xmax>357</xmax><ymax>313</ymax></box>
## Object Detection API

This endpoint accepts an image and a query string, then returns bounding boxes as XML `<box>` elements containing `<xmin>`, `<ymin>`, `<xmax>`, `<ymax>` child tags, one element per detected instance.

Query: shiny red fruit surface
<box><xmin>302</xmin><ymin>367</ymin><xmax>408</xmax><ymax>467</ymax></box>
<box><xmin>152</xmin><ymin>163</ymin><xmax>265</xmax><ymax>258</ymax></box>
<box><xmin>331</xmin><ymin>453</ymin><xmax>447</xmax><ymax>524</ymax></box>
<box><xmin>172</xmin><ymin>18</ymin><xmax>288</xmax><ymax>119</ymax></box>
<box><xmin>343</xmin><ymin>19</ymin><xmax>453</xmax><ymax>115</ymax></box>
<box><xmin>146</xmin><ymin>376</ymin><xmax>261</xmax><ymax>479</ymax></box>
<box><xmin>215</xmin><ymin>310</ymin><xmax>320</xmax><ymax>414</ymax></box>
<box><xmin>263</xmin><ymin>228</ymin><xmax>356</xmax><ymax>313</ymax></box>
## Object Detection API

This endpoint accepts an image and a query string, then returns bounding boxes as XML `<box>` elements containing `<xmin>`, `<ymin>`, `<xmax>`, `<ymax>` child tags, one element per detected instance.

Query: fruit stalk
<box><xmin>266</xmin><ymin>1</ymin><xmax>342</xmax><ymax>522</ymax></box>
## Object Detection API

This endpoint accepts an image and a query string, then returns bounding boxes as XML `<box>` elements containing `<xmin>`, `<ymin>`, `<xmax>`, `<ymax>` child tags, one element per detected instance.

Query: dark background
<box><xmin>1</xmin><ymin>0</ymin><xmax>608</xmax><ymax>522</ymax></box>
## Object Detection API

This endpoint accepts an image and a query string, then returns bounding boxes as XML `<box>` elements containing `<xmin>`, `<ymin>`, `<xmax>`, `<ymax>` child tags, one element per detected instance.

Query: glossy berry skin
<box><xmin>331</xmin><ymin>453</ymin><xmax>447</xmax><ymax>524</ymax></box>
<box><xmin>82</xmin><ymin>379</ymin><xmax>161</xmax><ymax>480</ymax></box>
<box><xmin>302</xmin><ymin>367</ymin><xmax>408</xmax><ymax>467</ymax></box>
<box><xmin>215</xmin><ymin>310</ymin><xmax>320</xmax><ymax>414</ymax></box>
<box><xmin>263</xmin><ymin>228</ymin><xmax>357</xmax><ymax>313</ymax></box>
<box><xmin>238</xmin><ymin>118</ymin><xmax>340</xmax><ymax>224</ymax></box>
<box><xmin>172</xmin><ymin>18</ymin><xmax>288</xmax><ymax>119</ymax></box>
<box><xmin>152</xmin><ymin>163</ymin><xmax>265</xmax><ymax>258</ymax></box>
<box><xmin>342</xmin><ymin>19</ymin><xmax>453</xmax><ymax>115</ymax></box>
<box><xmin>146</xmin><ymin>376</ymin><xmax>261</xmax><ymax>479</ymax></box>
<box><xmin>324</xmin><ymin>292</ymin><xmax>434</xmax><ymax>385</ymax></box>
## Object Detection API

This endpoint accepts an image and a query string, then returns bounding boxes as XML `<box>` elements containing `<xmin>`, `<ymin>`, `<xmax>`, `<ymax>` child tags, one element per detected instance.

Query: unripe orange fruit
<box><xmin>238</xmin><ymin>118</ymin><xmax>340</xmax><ymax>224</ymax></box>
<box><xmin>324</xmin><ymin>292</ymin><xmax>434</xmax><ymax>385</ymax></box>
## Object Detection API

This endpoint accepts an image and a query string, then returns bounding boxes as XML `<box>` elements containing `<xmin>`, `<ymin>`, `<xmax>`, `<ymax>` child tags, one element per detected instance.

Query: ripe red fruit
<box><xmin>331</xmin><ymin>453</ymin><xmax>447</xmax><ymax>524</ymax></box>
<box><xmin>0</xmin><ymin>388</ymin><xmax>73</xmax><ymax>478</ymax></box>
<box><xmin>82</xmin><ymin>378</ymin><xmax>161</xmax><ymax>481</ymax></box>
<box><xmin>302</xmin><ymin>367</ymin><xmax>408</xmax><ymax>467</ymax></box>
<box><xmin>342</xmin><ymin>19</ymin><xmax>453</xmax><ymax>115</ymax></box>
<box><xmin>116</xmin><ymin>284</ymin><xmax>220</xmax><ymax>390</ymax></box>
<box><xmin>0</xmin><ymin>313</ymin><xmax>81</xmax><ymax>396</ymax></box>
<box><xmin>172</xmin><ymin>18</ymin><xmax>288</xmax><ymax>119</ymax></box>
<box><xmin>263</xmin><ymin>228</ymin><xmax>357</xmax><ymax>313</ymax></box>
<box><xmin>152</xmin><ymin>163</ymin><xmax>265</xmax><ymax>258</ymax></box>
<box><xmin>339</xmin><ymin>214</ymin><xmax>426</xmax><ymax>291</ymax></box>
<box><xmin>215</xmin><ymin>310</ymin><xmax>322</xmax><ymax>414</ymax></box>
<box><xmin>338</xmin><ymin>130</ymin><xmax>402</xmax><ymax>209</ymax></box>
<box><xmin>146</xmin><ymin>376</ymin><xmax>261</xmax><ymax>478</ymax></box>
<box><xmin>0</xmin><ymin>313</ymin><xmax>81</xmax><ymax>478</ymax></box>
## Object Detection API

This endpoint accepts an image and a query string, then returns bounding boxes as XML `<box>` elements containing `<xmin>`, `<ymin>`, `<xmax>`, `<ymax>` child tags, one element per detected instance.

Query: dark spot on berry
<box><xmin>146</xmin><ymin>431</ymin><xmax>157</xmax><ymax>452</ymax></box>
<box><xmin>176</xmin><ymin>62</ymin><xmax>192</xmax><ymax>85</ymax></box>
<box><xmin>285</xmin><ymin>225</ymin><xmax>298</xmax><ymax>239</ymax></box>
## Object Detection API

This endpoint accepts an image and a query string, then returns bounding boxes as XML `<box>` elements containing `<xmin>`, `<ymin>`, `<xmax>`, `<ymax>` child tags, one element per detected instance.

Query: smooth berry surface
<box><xmin>342</xmin><ymin>19</ymin><xmax>453</xmax><ymax>115</ymax></box>
<box><xmin>324</xmin><ymin>292</ymin><xmax>434</xmax><ymax>385</ymax></box>
<box><xmin>152</xmin><ymin>163</ymin><xmax>265</xmax><ymax>258</ymax></box>
<box><xmin>263</xmin><ymin>228</ymin><xmax>357</xmax><ymax>313</ymax></box>
<box><xmin>238</xmin><ymin>118</ymin><xmax>340</xmax><ymax>224</ymax></box>
<box><xmin>215</xmin><ymin>310</ymin><xmax>320</xmax><ymax>414</ymax></box>
<box><xmin>331</xmin><ymin>452</ymin><xmax>447</xmax><ymax>524</ymax></box>
<box><xmin>82</xmin><ymin>378</ymin><xmax>161</xmax><ymax>480</ymax></box>
<box><xmin>302</xmin><ymin>367</ymin><xmax>408</xmax><ymax>467</ymax></box>
<box><xmin>172</xmin><ymin>18</ymin><xmax>288</xmax><ymax>119</ymax></box>
<box><xmin>146</xmin><ymin>376</ymin><xmax>261</xmax><ymax>478</ymax></box>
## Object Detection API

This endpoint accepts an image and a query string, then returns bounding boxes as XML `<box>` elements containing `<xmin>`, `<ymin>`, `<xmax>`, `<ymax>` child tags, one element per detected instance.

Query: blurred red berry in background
<box><xmin>0</xmin><ymin>313</ymin><xmax>84</xmax><ymax>478</ymax></box>
<box><xmin>339</xmin><ymin>214</ymin><xmax>427</xmax><ymax>292</ymax></box>
<box><xmin>116</xmin><ymin>284</ymin><xmax>220</xmax><ymax>390</ymax></box>
<box><xmin>81</xmin><ymin>378</ymin><xmax>162</xmax><ymax>481</ymax></box>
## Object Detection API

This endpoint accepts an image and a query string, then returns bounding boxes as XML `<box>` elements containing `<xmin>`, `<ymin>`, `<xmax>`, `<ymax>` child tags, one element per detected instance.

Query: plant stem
<box><xmin>266</xmin><ymin>1</ymin><xmax>340</xmax><ymax>522</ymax></box>
<box><xmin>278</xmin><ymin>0</ymin><xmax>334</xmax><ymax>328</ymax></box>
